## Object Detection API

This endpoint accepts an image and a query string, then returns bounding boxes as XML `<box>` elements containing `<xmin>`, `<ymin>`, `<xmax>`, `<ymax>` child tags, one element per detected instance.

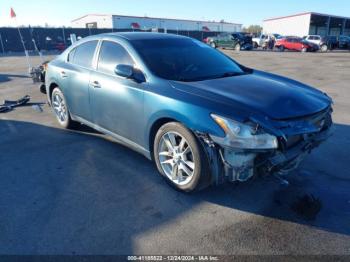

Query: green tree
<box><xmin>243</xmin><ymin>25</ymin><xmax>263</xmax><ymax>35</ymax></box>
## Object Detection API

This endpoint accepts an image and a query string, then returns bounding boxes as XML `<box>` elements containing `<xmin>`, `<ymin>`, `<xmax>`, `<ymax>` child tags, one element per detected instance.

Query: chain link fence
<box><xmin>0</xmin><ymin>27</ymin><xmax>220</xmax><ymax>53</ymax></box>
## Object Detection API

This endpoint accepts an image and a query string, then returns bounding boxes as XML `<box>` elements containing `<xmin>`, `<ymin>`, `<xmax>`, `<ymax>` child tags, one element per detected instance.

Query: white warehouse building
<box><xmin>263</xmin><ymin>12</ymin><xmax>350</xmax><ymax>37</ymax></box>
<box><xmin>71</xmin><ymin>14</ymin><xmax>242</xmax><ymax>32</ymax></box>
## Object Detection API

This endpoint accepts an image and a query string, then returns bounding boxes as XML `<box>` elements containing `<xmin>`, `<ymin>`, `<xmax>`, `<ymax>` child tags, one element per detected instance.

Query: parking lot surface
<box><xmin>0</xmin><ymin>51</ymin><xmax>350</xmax><ymax>255</ymax></box>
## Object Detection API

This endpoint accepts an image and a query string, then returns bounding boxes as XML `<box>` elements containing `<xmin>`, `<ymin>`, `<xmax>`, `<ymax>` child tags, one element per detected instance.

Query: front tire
<box><xmin>154</xmin><ymin>122</ymin><xmax>211</xmax><ymax>192</ymax></box>
<box><xmin>51</xmin><ymin>87</ymin><xmax>76</xmax><ymax>129</ymax></box>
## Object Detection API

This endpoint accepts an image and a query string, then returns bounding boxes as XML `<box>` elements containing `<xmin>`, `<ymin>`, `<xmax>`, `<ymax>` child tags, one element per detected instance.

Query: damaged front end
<box><xmin>196</xmin><ymin>106</ymin><xmax>333</xmax><ymax>185</ymax></box>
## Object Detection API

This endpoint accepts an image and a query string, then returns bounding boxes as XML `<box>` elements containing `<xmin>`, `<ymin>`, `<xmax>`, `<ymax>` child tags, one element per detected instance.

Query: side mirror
<box><xmin>115</xmin><ymin>64</ymin><xmax>133</xmax><ymax>78</ymax></box>
<box><xmin>114</xmin><ymin>64</ymin><xmax>146</xmax><ymax>83</ymax></box>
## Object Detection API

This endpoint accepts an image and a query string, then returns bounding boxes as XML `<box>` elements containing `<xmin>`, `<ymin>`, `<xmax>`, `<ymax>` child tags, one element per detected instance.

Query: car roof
<box><xmin>64</xmin><ymin>32</ymin><xmax>194</xmax><ymax>56</ymax></box>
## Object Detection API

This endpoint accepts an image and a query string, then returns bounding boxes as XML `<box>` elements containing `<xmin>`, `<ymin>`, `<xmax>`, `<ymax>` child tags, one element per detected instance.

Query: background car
<box><xmin>207</xmin><ymin>32</ymin><xmax>253</xmax><ymax>51</ymax></box>
<box><xmin>319</xmin><ymin>36</ymin><xmax>338</xmax><ymax>52</ymax></box>
<box><xmin>338</xmin><ymin>35</ymin><xmax>350</xmax><ymax>50</ymax></box>
<box><xmin>303</xmin><ymin>35</ymin><xmax>322</xmax><ymax>46</ymax></box>
<box><xmin>275</xmin><ymin>37</ymin><xmax>319</xmax><ymax>52</ymax></box>
<box><xmin>253</xmin><ymin>33</ymin><xmax>282</xmax><ymax>48</ymax></box>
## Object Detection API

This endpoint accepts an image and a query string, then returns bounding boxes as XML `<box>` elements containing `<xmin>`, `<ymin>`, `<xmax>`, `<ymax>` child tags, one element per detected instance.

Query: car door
<box><xmin>314</xmin><ymin>36</ymin><xmax>321</xmax><ymax>45</ymax></box>
<box><xmin>217</xmin><ymin>34</ymin><xmax>226</xmax><ymax>47</ymax></box>
<box><xmin>285</xmin><ymin>38</ymin><xmax>293</xmax><ymax>49</ymax></box>
<box><xmin>305</xmin><ymin>36</ymin><xmax>315</xmax><ymax>45</ymax></box>
<box><xmin>63</xmin><ymin>40</ymin><xmax>98</xmax><ymax>120</ymax></box>
<box><xmin>89</xmin><ymin>40</ymin><xmax>145</xmax><ymax>143</ymax></box>
<box><xmin>230</xmin><ymin>34</ymin><xmax>238</xmax><ymax>47</ymax></box>
<box><xmin>339</xmin><ymin>36</ymin><xmax>349</xmax><ymax>49</ymax></box>
<box><xmin>260</xmin><ymin>34</ymin><xmax>266</xmax><ymax>46</ymax></box>
<box><xmin>294</xmin><ymin>39</ymin><xmax>303</xmax><ymax>50</ymax></box>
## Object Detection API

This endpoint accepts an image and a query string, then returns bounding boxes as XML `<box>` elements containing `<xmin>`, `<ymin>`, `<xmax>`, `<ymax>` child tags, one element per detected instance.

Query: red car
<box><xmin>275</xmin><ymin>37</ymin><xmax>319</xmax><ymax>52</ymax></box>
<box><xmin>55</xmin><ymin>42</ymin><xmax>67</xmax><ymax>51</ymax></box>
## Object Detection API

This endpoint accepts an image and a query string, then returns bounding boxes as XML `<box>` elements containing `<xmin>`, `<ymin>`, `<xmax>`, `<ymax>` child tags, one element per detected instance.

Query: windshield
<box><xmin>130</xmin><ymin>38</ymin><xmax>245</xmax><ymax>82</ymax></box>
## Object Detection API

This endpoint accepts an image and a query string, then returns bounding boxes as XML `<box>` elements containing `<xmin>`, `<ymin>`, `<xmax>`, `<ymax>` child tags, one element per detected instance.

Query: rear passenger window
<box><xmin>72</xmin><ymin>40</ymin><xmax>98</xmax><ymax>68</ymax></box>
<box><xmin>97</xmin><ymin>41</ymin><xmax>134</xmax><ymax>75</ymax></box>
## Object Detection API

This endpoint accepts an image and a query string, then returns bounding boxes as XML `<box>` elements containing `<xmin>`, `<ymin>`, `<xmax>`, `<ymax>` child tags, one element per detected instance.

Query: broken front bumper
<box><xmin>199</xmin><ymin>108</ymin><xmax>333</xmax><ymax>184</ymax></box>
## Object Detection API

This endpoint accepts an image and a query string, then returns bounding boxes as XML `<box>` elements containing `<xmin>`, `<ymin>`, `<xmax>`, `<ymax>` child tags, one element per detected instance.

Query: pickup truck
<box><xmin>207</xmin><ymin>32</ymin><xmax>253</xmax><ymax>51</ymax></box>
<box><xmin>252</xmin><ymin>34</ymin><xmax>282</xmax><ymax>48</ymax></box>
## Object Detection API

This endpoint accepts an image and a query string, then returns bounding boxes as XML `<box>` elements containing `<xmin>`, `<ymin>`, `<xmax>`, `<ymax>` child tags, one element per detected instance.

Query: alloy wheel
<box><xmin>52</xmin><ymin>92</ymin><xmax>67</xmax><ymax>123</ymax></box>
<box><xmin>158</xmin><ymin>131</ymin><xmax>195</xmax><ymax>186</ymax></box>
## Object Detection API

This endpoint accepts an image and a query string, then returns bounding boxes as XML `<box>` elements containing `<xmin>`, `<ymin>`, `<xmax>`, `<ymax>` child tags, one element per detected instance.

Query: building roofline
<box><xmin>263</xmin><ymin>12</ymin><xmax>311</xmax><ymax>22</ymax></box>
<box><xmin>71</xmin><ymin>14</ymin><xmax>112</xmax><ymax>22</ymax></box>
<box><xmin>71</xmin><ymin>13</ymin><xmax>241</xmax><ymax>26</ymax></box>
<box><xmin>264</xmin><ymin>12</ymin><xmax>350</xmax><ymax>22</ymax></box>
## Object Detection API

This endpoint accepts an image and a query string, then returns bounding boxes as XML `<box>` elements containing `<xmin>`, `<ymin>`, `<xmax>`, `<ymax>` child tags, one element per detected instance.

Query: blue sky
<box><xmin>1</xmin><ymin>0</ymin><xmax>350</xmax><ymax>27</ymax></box>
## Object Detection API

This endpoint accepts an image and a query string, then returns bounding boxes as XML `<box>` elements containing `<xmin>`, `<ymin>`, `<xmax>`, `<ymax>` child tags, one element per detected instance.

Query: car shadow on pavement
<box><xmin>0</xmin><ymin>73</ymin><xmax>30</xmax><ymax>83</ymax></box>
<box><xmin>0</xmin><ymin>119</ymin><xmax>349</xmax><ymax>254</ymax></box>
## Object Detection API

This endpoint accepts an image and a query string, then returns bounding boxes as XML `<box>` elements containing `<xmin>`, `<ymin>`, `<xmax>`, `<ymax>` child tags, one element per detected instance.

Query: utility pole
<box><xmin>11</xmin><ymin>8</ymin><xmax>32</xmax><ymax>73</ymax></box>
<box><xmin>0</xmin><ymin>33</ymin><xmax>5</xmax><ymax>54</ymax></box>
<box><xmin>62</xmin><ymin>27</ymin><xmax>66</xmax><ymax>45</ymax></box>
<box><xmin>17</xmin><ymin>26</ymin><xmax>32</xmax><ymax>71</ymax></box>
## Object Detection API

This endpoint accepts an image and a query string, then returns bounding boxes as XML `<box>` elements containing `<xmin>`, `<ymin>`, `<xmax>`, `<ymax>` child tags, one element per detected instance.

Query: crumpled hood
<box><xmin>170</xmin><ymin>71</ymin><xmax>331</xmax><ymax>120</ymax></box>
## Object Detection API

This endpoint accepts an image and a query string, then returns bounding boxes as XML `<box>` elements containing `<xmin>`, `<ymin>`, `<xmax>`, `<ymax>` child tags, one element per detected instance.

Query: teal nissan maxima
<box><xmin>45</xmin><ymin>33</ymin><xmax>333</xmax><ymax>192</ymax></box>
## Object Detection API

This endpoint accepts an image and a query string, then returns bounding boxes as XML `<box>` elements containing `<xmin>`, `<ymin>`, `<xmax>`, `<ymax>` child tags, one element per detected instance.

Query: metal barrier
<box><xmin>0</xmin><ymin>27</ymin><xmax>220</xmax><ymax>53</ymax></box>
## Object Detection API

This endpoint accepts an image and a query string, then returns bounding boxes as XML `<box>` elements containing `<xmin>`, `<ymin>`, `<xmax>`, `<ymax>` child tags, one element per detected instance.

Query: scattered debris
<box><xmin>30</xmin><ymin>61</ymin><xmax>49</xmax><ymax>94</ymax></box>
<box><xmin>32</xmin><ymin>104</ymin><xmax>43</xmax><ymax>113</ymax></box>
<box><xmin>291</xmin><ymin>194</ymin><xmax>322</xmax><ymax>221</ymax></box>
<box><xmin>0</xmin><ymin>95</ymin><xmax>30</xmax><ymax>113</ymax></box>
<box><xmin>30</xmin><ymin>61</ymin><xmax>49</xmax><ymax>84</ymax></box>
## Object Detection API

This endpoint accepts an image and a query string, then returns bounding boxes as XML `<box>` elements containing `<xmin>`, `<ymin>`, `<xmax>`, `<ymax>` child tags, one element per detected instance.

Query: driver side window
<box><xmin>97</xmin><ymin>41</ymin><xmax>134</xmax><ymax>75</ymax></box>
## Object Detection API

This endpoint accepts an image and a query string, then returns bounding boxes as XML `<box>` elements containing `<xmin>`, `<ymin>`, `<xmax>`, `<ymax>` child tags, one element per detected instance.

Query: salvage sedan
<box><xmin>45</xmin><ymin>33</ymin><xmax>333</xmax><ymax>192</ymax></box>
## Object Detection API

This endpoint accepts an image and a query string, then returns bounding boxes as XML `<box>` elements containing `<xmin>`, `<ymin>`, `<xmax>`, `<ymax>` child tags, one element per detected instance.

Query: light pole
<box><xmin>0</xmin><ymin>33</ymin><xmax>5</xmax><ymax>54</ymax></box>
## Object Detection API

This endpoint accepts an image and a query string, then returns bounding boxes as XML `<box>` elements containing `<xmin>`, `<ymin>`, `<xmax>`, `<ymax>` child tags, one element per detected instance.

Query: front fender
<box><xmin>144</xmin><ymin>101</ymin><xmax>225</xmax><ymax>152</ymax></box>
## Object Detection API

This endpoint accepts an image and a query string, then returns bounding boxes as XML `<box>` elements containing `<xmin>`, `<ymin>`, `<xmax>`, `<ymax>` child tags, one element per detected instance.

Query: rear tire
<box><xmin>154</xmin><ymin>122</ymin><xmax>211</xmax><ymax>192</ymax></box>
<box><xmin>235</xmin><ymin>43</ymin><xmax>241</xmax><ymax>51</ymax></box>
<box><xmin>51</xmin><ymin>87</ymin><xmax>76</xmax><ymax>129</ymax></box>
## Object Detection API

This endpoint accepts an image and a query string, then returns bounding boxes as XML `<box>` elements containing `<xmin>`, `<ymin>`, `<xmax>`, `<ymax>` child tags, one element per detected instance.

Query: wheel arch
<box><xmin>146</xmin><ymin>110</ymin><xmax>204</xmax><ymax>159</ymax></box>
<box><xmin>48</xmin><ymin>82</ymin><xmax>59</xmax><ymax>102</ymax></box>
<box><xmin>148</xmin><ymin>117</ymin><xmax>178</xmax><ymax>160</ymax></box>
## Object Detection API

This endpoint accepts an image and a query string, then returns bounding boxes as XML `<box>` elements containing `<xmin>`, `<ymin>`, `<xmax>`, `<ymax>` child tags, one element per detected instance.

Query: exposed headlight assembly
<box><xmin>211</xmin><ymin>114</ymin><xmax>278</xmax><ymax>149</ymax></box>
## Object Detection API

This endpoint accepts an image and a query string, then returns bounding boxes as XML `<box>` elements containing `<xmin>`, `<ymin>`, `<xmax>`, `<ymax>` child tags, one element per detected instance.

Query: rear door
<box><xmin>90</xmin><ymin>40</ymin><xmax>145</xmax><ymax>143</ymax></box>
<box><xmin>217</xmin><ymin>34</ymin><xmax>227</xmax><ymax>47</ymax></box>
<box><xmin>294</xmin><ymin>38</ymin><xmax>303</xmax><ymax>50</ymax></box>
<box><xmin>285</xmin><ymin>38</ymin><xmax>294</xmax><ymax>49</ymax></box>
<box><xmin>230</xmin><ymin>33</ymin><xmax>238</xmax><ymax>47</ymax></box>
<box><xmin>63</xmin><ymin>40</ymin><xmax>98</xmax><ymax>121</ymax></box>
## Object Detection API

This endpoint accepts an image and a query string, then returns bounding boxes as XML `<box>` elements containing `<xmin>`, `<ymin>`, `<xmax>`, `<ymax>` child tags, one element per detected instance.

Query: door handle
<box><xmin>60</xmin><ymin>71</ymin><xmax>68</xmax><ymax>78</ymax></box>
<box><xmin>91</xmin><ymin>80</ymin><xmax>101</xmax><ymax>88</ymax></box>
